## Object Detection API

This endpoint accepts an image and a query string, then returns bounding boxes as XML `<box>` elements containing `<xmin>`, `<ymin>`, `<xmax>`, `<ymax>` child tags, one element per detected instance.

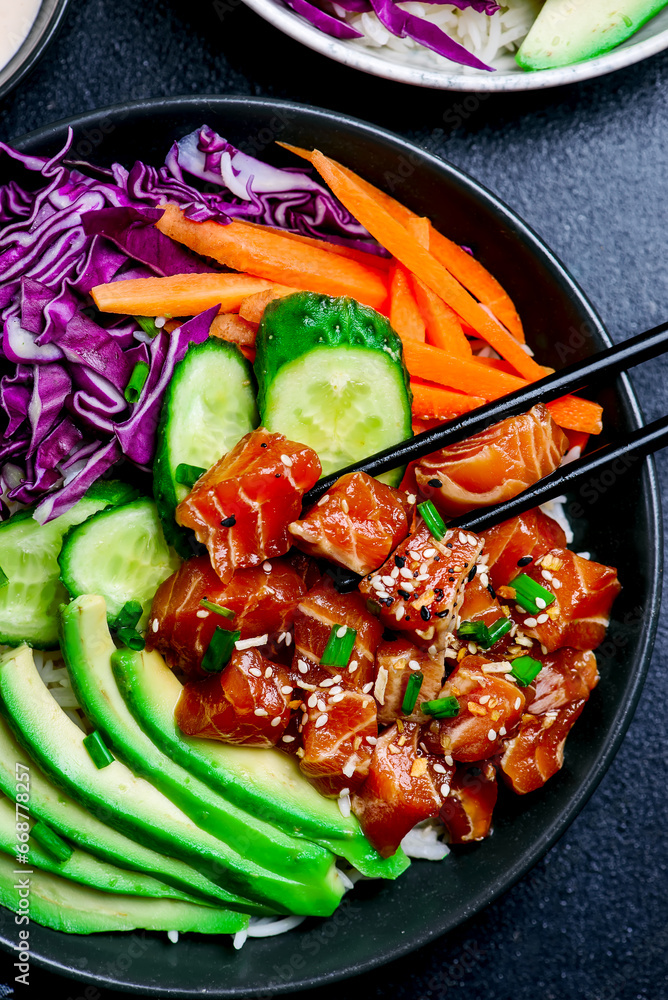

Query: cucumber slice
<box><xmin>0</xmin><ymin>482</ymin><xmax>137</xmax><ymax>648</ymax></box>
<box><xmin>58</xmin><ymin>498</ymin><xmax>181</xmax><ymax>628</ymax></box>
<box><xmin>154</xmin><ymin>338</ymin><xmax>259</xmax><ymax>557</ymax></box>
<box><xmin>255</xmin><ymin>293</ymin><xmax>412</xmax><ymax>487</ymax></box>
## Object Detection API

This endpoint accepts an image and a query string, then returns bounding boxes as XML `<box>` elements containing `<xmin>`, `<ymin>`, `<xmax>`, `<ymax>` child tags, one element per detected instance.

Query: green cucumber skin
<box><xmin>0</xmin><ymin>482</ymin><xmax>137</xmax><ymax>648</ymax></box>
<box><xmin>112</xmin><ymin>645</ymin><xmax>410</xmax><ymax>880</ymax></box>
<box><xmin>516</xmin><ymin>0</ymin><xmax>668</xmax><ymax>70</ymax></box>
<box><xmin>58</xmin><ymin>498</ymin><xmax>181</xmax><ymax>627</ymax></box>
<box><xmin>0</xmin><ymin>645</ymin><xmax>343</xmax><ymax>917</ymax></box>
<box><xmin>153</xmin><ymin>338</ymin><xmax>259</xmax><ymax>558</ymax></box>
<box><xmin>0</xmin><ymin>711</ymin><xmax>243</xmax><ymax>909</ymax></box>
<box><xmin>60</xmin><ymin>596</ymin><xmax>339</xmax><ymax>889</ymax></box>
<box><xmin>0</xmin><ymin>853</ymin><xmax>247</xmax><ymax>935</ymax></box>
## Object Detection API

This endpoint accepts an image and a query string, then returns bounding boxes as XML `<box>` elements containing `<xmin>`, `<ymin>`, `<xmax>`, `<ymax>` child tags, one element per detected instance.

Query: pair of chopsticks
<box><xmin>302</xmin><ymin>321</ymin><xmax>668</xmax><ymax>532</ymax></box>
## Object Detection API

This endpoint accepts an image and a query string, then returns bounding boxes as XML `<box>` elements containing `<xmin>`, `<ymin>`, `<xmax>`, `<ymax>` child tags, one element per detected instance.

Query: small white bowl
<box><xmin>241</xmin><ymin>0</ymin><xmax>668</xmax><ymax>91</ymax></box>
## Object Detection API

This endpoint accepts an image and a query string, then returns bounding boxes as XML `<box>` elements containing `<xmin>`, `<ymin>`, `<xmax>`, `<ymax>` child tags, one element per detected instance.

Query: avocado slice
<box><xmin>0</xmin><ymin>709</ymin><xmax>248</xmax><ymax>909</ymax></box>
<box><xmin>60</xmin><ymin>595</ymin><xmax>339</xmax><ymax>891</ymax></box>
<box><xmin>516</xmin><ymin>0</ymin><xmax>668</xmax><ymax>71</ymax></box>
<box><xmin>0</xmin><ymin>645</ymin><xmax>343</xmax><ymax>917</ymax></box>
<box><xmin>0</xmin><ymin>852</ymin><xmax>246</xmax><ymax>935</ymax></box>
<box><xmin>111</xmin><ymin>641</ymin><xmax>410</xmax><ymax>880</ymax></box>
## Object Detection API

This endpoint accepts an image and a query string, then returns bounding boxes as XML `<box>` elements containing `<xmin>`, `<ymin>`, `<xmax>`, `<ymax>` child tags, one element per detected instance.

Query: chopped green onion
<box><xmin>457</xmin><ymin>620</ymin><xmax>488</xmax><ymax>644</ymax></box>
<box><xmin>175</xmin><ymin>463</ymin><xmax>206</xmax><ymax>488</ymax></box>
<box><xmin>124</xmin><ymin>361</ymin><xmax>150</xmax><ymax>403</ymax></box>
<box><xmin>0</xmin><ymin>565</ymin><xmax>7</xmax><ymax>589</ymax></box>
<box><xmin>113</xmin><ymin>600</ymin><xmax>143</xmax><ymax>631</ymax></box>
<box><xmin>200</xmin><ymin>599</ymin><xmax>235</xmax><ymax>620</ymax></box>
<box><xmin>510</xmin><ymin>655</ymin><xmax>542</xmax><ymax>687</ymax></box>
<box><xmin>83</xmin><ymin>730</ymin><xmax>115</xmax><ymax>769</ymax></box>
<box><xmin>417</xmin><ymin>500</ymin><xmax>446</xmax><ymax>541</ymax></box>
<box><xmin>30</xmin><ymin>820</ymin><xmax>73</xmax><ymax>863</ymax></box>
<box><xmin>421</xmin><ymin>696</ymin><xmax>460</xmax><ymax>719</ymax></box>
<box><xmin>483</xmin><ymin>617</ymin><xmax>513</xmax><ymax>647</ymax></box>
<box><xmin>320</xmin><ymin>624</ymin><xmax>357</xmax><ymax>668</ymax></box>
<box><xmin>366</xmin><ymin>598</ymin><xmax>382</xmax><ymax>616</ymax></box>
<box><xmin>201</xmin><ymin>626</ymin><xmax>240</xmax><ymax>673</ymax></box>
<box><xmin>402</xmin><ymin>671</ymin><xmax>423</xmax><ymax>714</ymax></box>
<box><xmin>116</xmin><ymin>626</ymin><xmax>145</xmax><ymax>651</ymax></box>
<box><xmin>134</xmin><ymin>315</ymin><xmax>161</xmax><ymax>339</ymax></box>
<box><xmin>509</xmin><ymin>574</ymin><xmax>556</xmax><ymax>615</ymax></box>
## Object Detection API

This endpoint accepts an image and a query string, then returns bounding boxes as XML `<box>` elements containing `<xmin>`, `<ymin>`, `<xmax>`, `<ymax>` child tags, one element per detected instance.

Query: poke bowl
<box><xmin>0</xmin><ymin>96</ymin><xmax>661</xmax><ymax>997</ymax></box>
<box><xmin>240</xmin><ymin>0</ymin><xmax>668</xmax><ymax>91</ymax></box>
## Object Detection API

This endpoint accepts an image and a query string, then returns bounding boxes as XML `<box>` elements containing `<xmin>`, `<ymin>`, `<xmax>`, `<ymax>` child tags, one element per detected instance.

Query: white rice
<box><xmin>400</xmin><ymin>818</ymin><xmax>450</xmax><ymax>860</ymax></box>
<box><xmin>540</xmin><ymin>495</ymin><xmax>574</xmax><ymax>545</ymax></box>
<box><xmin>338</xmin><ymin>0</ymin><xmax>544</xmax><ymax>72</ymax></box>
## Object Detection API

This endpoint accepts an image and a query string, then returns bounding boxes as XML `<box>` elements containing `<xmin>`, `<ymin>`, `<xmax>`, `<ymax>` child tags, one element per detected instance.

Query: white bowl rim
<box><xmin>241</xmin><ymin>0</ymin><xmax>668</xmax><ymax>91</ymax></box>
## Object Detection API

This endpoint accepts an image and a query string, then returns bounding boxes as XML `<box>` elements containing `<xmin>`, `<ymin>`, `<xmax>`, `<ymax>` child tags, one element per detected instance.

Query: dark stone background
<box><xmin>0</xmin><ymin>0</ymin><xmax>667</xmax><ymax>997</ymax></box>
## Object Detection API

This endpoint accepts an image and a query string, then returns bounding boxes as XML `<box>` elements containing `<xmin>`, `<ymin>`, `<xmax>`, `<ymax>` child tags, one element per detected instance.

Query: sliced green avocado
<box><xmin>516</xmin><ymin>0</ymin><xmax>668</xmax><ymax>71</ymax></box>
<box><xmin>254</xmin><ymin>292</ymin><xmax>412</xmax><ymax>486</ymax></box>
<box><xmin>112</xmin><ymin>642</ymin><xmax>410</xmax><ymax>880</ymax></box>
<box><xmin>0</xmin><ymin>645</ymin><xmax>343</xmax><ymax>917</ymax></box>
<box><xmin>0</xmin><ymin>852</ymin><xmax>246</xmax><ymax>935</ymax></box>
<box><xmin>60</xmin><ymin>596</ymin><xmax>340</xmax><ymax>889</ymax></box>
<box><xmin>0</xmin><ymin>708</ymin><xmax>247</xmax><ymax>909</ymax></box>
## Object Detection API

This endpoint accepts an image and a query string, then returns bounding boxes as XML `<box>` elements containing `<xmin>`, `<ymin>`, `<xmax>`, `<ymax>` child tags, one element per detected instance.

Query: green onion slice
<box><xmin>402</xmin><ymin>671</ymin><xmax>424</xmax><ymax>714</ymax></box>
<box><xmin>202</xmin><ymin>626</ymin><xmax>240</xmax><ymax>673</ymax></box>
<box><xmin>510</xmin><ymin>655</ymin><xmax>542</xmax><ymax>687</ymax></box>
<box><xmin>510</xmin><ymin>574</ymin><xmax>556</xmax><ymax>615</ymax></box>
<box><xmin>457</xmin><ymin>620</ymin><xmax>488</xmax><ymax>644</ymax></box>
<box><xmin>366</xmin><ymin>598</ymin><xmax>382</xmax><ymax>616</ymax></box>
<box><xmin>417</xmin><ymin>500</ymin><xmax>446</xmax><ymax>541</ymax></box>
<box><xmin>83</xmin><ymin>730</ymin><xmax>115</xmax><ymax>769</ymax></box>
<box><xmin>421</xmin><ymin>696</ymin><xmax>460</xmax><ymax>719</ymax></box>
<box><xmin>124</xmin><ymin>361</ymin><xmax>150</xmax><ymax>404</ymax></box>
<box><xmin>320</xmin><ymin>624</ymin><xmax>357</xmax><ymax>668</ymax></box>
<box><xmin>0</xmin><ymin>565</ymin><xmax>7</xmax><ymax>589</ymax></box>
<box><xmin>134</xmin><ymin>315</ymin><xmax>161</xmax><ymax>339</ymax></box>
<box><xmin>113</xmin><ymin>600</ymin><xmax>143</xmax><ymax>631</ymax></box>
<box><xmin>175</xmin><ymin>463</ymin><xmax>206</xmax><ymax>489</ymax></box>
<box><xmin>116</xmin><ymin>626</ymin><xmax>145</xmax><ymax>651</ymax></box>
<box><xmin>484</xmin><ymin>617</ymin><xmax>513</xmax><ymax>647</ymax></box>
<box><xmin>30</xmin><ymin>820</ymin><xmax>74</xmax><ymax>863</ymax></box>
<box><xmin>200</xmin><ymin>599</ymin><xmax>235</xmax><ymax>620</ymax></box>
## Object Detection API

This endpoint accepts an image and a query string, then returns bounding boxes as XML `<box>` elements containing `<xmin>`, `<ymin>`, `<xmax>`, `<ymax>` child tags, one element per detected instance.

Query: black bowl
<box><xmin>0</xmin><ymin>97</ymin><xmax>661</xmax><ymax>997</ymax></box>
<box><xmin>0</xmin><ymin>0</ymin><xmax>70</xmax><ymax>103</ymax></box>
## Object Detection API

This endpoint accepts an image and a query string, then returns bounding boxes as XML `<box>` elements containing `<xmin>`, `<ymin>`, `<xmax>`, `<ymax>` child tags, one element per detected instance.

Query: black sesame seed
<box><xmin>420</xmin><ymin>607</ymin><xmax>432</xmax><ymax>621</ymax></box>
<box><xmin>446</xmin><ymin>542</ymin><xmax>453</xmax><ymax>549</ymax></box>
<box><xmin>275</xmin><ymin>473</ymin><xmax>281</xmax><ymax>478</ymax></box>
<box><xmin>467</xmin><ymin>565</ymin><xmax>477</xmax><ymax>582</ymax></box>
<box><xmin>394</xmin><ymin>555</ymin><xmax>406</xmax><ymax>568</ymax></box>
<box><xmin>398</xmin><ymin>589</ymin><xmax>411</xmax><ymax>600</ymax></box>
<box><xmin>436</xmin><ymin>611</ymin><xmax>449</xmax><ymax>618</ymax></box>
<box><xmin>517</xmin><ymin>555</ymin><xmax>533</xmax><ymax>567</ymax></box>
<box><xmin>434</xmin><ymin>555</ymin><xmax>440</xmax><ymax>562</ymax></box>
<box><xmin>220</xmin><ymin>515</ymin><xmax>236</xmax><ymax>528</ymax></box>
<box><xmin>449</xmin><ymin>576</ymin><xmax>456</xmax><ymax>583</ymax></box>
<box><xmin>463</xmin><ymin>562</ymin><xmax>469</xmax><ymax>569</ymax></box>
<box><xmin>428</xmin><ymin>479</ymin><xmax>442</xmax><ymax>488</ymax></box>
<box><xmin>260</xmin><ymin>442</ymin><xmax>268</xmax><ymax>448</ymax></box>
<box><xmin>487</xmin><ymin>582</ymin><xmax>497</xmax><ymax>599</ymax></box>
<box><xmin>383</xmin><ymin>598</ymin><xmax>394</xmax><ymax>607</ymax></box>
<box><xmin>413</xmin><ymin>571</ymin><xmax>419</xmax><ymax>578</ymax></box>
<box><xmin>434</xmin><ymin>588</ymin><xmax>444</xmax><ymax>600</ymax></box>
<box><xmin>405</xmin><ymin>615</ymin><xmax>411</xmax><ymax>621</ymax></box>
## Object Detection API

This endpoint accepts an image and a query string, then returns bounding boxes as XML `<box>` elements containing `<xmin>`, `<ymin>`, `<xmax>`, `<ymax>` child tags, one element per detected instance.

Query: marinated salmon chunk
<box><xmin>373</xmin><ymin>638</ymin><xmax>444</xmax><ymax>726</ymax></box>
<box><xmin>176</xmin><ymin>427</ymin><xmax>321</xmax><ymax>583</ymax></box>
<box><xmin>499</xmin><ymin>700</ymin><xmax>586</xmax><ymax>794</ymax></box>
<box><xmin>527</xmin><ymin>648</ymin><xmax>598</xmax><ymax>716</ymax></box>
<box><xmin>414</xmin><ymin>404</ymin><xmax>569</xmax><ymax>517</ymax></box>
<box><xmin>147</xmin><ymin>555</ymin><xmax>306</xmax><ymax>677</ymax></box>
<box><xmin>288</xmin><ymin>471</ymin><xmax>410</xmax><ymax>576</ymax></box>
<box><xmin>300</xmin><ymin>687</ymin><xmax>377</xmax><ymax>797</ymax></box>
<box><xmin>440</xmin><ymin>761</ymin><xmax>498</xmax><ymax>843</ymax></box>
<box><xmin>480</xmin><ymin>509</ymin><xmax>567</xmax><ymax>591</ymax></box>
<box><xmin>359</xmin><ymin>521</ymin><xmax>483</xmax><ymax>651</ymax></box>
<box><xmin>175</xmin><ymin>647</ymin><xmax>293</xmax><ymax>746</ymax></box>
<box><xmin>508</xmin><ymin>548</ymin><xmax>621</xmax><ymax>652</ymax></box>
<box><xmin>352</xmin><ymin>722</ymin><xmax>454</xmax><ymax>857</ymax></box>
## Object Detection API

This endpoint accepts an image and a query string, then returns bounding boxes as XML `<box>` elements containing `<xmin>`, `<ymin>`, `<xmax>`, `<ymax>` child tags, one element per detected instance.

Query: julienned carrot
<box><xmin>389</xmin><ymin>264</ymin><xmax>425</xmax><ymax>342</ymax></box>
<box><xmin>410</xmin><ymin>381</ymin><xmax>485</xmax><ymax>419</ymax></box>
<box><xmin>155</xmin><ymin>205</ymin><xmax>387</xmax><ymax>311</ymax></box>
<box><xmin>239</xmin><ymin>286</ymin><xmax>299</xmax><ymax>324</ymax></box>
<box><xmin>296</xmin><ymin>149</ymin><xmax>544</xmax><ymax>381</ymax></box>
<box><xmin>210</xmin><ymin>313</ymin><xmax>258</xmax><ymax>347</ymax></box>
<box><xmin>243</xmin><ymin>221</ymin><xmax>392</xmax><ymax>272</ymax></box>
<box><xmin>401</xmin><ymin>339</ymin><xmax>603</xmax><ymax>435</ymax></box>
<box><xmin>90</xmin><ymin>272</ymin><xmax>278</xmax><ymax>316</ymax></box>
<box><xmin>280</xmin><ymin>143</ymin><xmax>524</xmax><ymax>340</ymax></box>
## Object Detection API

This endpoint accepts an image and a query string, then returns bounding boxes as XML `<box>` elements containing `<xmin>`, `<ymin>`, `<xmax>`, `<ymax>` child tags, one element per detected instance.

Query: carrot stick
<box><xmin>410</xmin><ymin>381</ymin><xmax>485</xmax><ymax>419</ymax></box>
<box><xmin>293</xmin><ymin>149</ymin><xmax>543</xmax><ymax>380</ymax></box>
<box><xmin>239</xmin><ymin>286</ymin><xmax>299</xmax><ymax>324</ymax></box>
<box><xmin>546</xmin><ymin>397</ymin><xmax>602</xmax><ymax>436</ymax></box>
<box><xmin>406</xmin><ymin>216</ymin><xmax>471</xmax><ymax>357</ymax></box>
<box><xmin>210</xmin><ymin>313</ymin><xmax>258</xmax><ymax>347</ymax></box>
<box><xmin>155</xmin><ymin>205</ymin><xmax>388</xmax><ymax>311</ymax></box>
<box><xmin>242</xmin><ymin>221</ymin><xmax>391</xmax><ymax>271</ymax></box>
<box><xmin>281</xmin><ymin>143</ymin><xmax>524</xmax><ymax>340</ymax></box>
<box><xmin>91</xmin><ymin>272</ymin><xmax>280</xmax><ymax>316</ymax></box>
<box><xmin>389</xmin><ymin>264</ymin><xmax>425</xmax><ymax>342</ymax></box>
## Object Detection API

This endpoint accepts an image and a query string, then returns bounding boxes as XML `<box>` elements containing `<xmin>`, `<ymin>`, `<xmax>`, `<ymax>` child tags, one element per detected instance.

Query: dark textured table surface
<box><xmin>1</xmin><ymin>1</ymin><xmax>667</xmax><ymax>998</ymax></box>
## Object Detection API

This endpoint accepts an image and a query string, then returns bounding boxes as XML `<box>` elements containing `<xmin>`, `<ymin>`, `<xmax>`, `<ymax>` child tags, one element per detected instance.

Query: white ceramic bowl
<box><xmin>241</xmin><ymin>0</ymin><xmax>668</xmax><ymax>91</ymax></box>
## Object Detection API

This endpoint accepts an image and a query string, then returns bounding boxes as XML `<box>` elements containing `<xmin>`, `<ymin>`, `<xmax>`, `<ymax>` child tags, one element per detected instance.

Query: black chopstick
<box><xmin>303</xmin><ymin>319</ymin><xmax>668</xmax><ymax>507</ymax></box>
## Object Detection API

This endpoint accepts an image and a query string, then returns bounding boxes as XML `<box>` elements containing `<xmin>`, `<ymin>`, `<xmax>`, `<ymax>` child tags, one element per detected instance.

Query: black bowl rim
<box><xmin>0</xmin><ymin>0</ymin><xmax>70</xmax><ymax>104</ymax></box>
<box><xmin>0</xmin><ymin>95</ymin><xmax>662</xmax><ymax>997</ymax></box>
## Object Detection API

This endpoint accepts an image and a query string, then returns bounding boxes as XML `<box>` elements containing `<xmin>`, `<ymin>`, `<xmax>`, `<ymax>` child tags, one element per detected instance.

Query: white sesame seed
<box><xmin>277</xmin><ymin>632</ymin><xmax>286</xmax><ymax>643</ymax></box>
<box><xmin>400</xmin><ymin>567</ymin><xmax>413</xmax><ymax>579</ymax></box>
<box><xmin>317</xmin><ymin>494</ymin><xmax>330</xmax><ymax>506</ymax></box>
<box><xmin>467</xmin><ymin>534</ymin><xmax>478</xmax><ymax>547</ymax></box>
<box><xmin>320</xmin><ymin>678</ymin><xmax>335</xmax><ymax>687</ymax></box>
<box><xmin>300</xmin><ymin>682</ymin><xmax>316</xmax><ymax>692</ymax></box>
<box><xmin>382</xmin><ymin>576</ymin><xmax>395</xmax><ymax>586</ymax></box>
<box><xmin>395</xmin><ymin>606</ymin><xmax>405</xmax><ymax>621</ymax></box>
<box><xmin>264</xmin><ymin>667</ymin><xmax>273</xmax><ymax>678</ymax></box>
<box><xmin>329</xmin><ymin>686</ymin><xmax>343</xmax><ymax>695</ymax></box>
<box><xmin>499</xmin><ymin>726</ymin><xmax>506</xmax><ymax>736</ymax></box>
<box><xmin>235</xmin><ymin>634</ymin><xmax>269</xmax><ymax>650</ymax></box>
<box><xmin>262</xmin><ymin>562</ymin><xmax>272</xmax><ymax>573</ymax></box>
<box><xmin>479</xmin><ymin>694</ymin><xmax>490</xmax><ymax>705</ymax></box>
<box><xmin>535</xmin><ymin>597</ymin><xmax>547</xmax><ymax>610</ymax></box>
<box><xmin>444</xmin><ymin>755</ymin><xmax>454</xmax><ymax>766</ymax></box>
<box><xmin>479</xmin><ymin>574</ymin><xmax>489</xmax><ymax>588</ymax></box>
<box><xmin>515</xmin><ymin>697</ymin><xmax>521</xmax><ymax>710</ymax></box>
<box><xmin>285</xmin><ymin>632</ymin><xmax>292</xmax><ymax>647</ymax></box>
<box><xmin>282</xmin><ymin>735</ymin><xmax>295</xmax><ymax>743</ymax></box>
<box><xmin>249</xmin><ymin>667</ymin><xmax>262</xmax><ymax>677</ymax></box>
<box><xmin>408</xmin><ymin>659</ymin><xmax>421</xmax><ymax>671</ymax></box>
<box><xmin>151</xmin><ymin>619</ymin><xmax>159</xmax><ymax>633</ymax></box>
<box><xmin>339</xmin><ymin>787</ymin><xmax>350</xmax><ymax>797</ymax></box>
<box><xmin>433</xmin><ymin>763</ymin><xmax>447</xmax><ymax>774</ymax></box>
<box><xmin>440</xmin><ymin>783</ymin><xmax>451</xmax><ymax>797</ymax></box>
<box><xmin>391</xmin><ymin>567</ymin><xmax>400</xmax><ymax>579</ymax></box>
<box><xmin>468</xmin><ymin>642</ymin><xmax>477</xmax><ymax>654</ymax></box>
<box><xmin>536</xmin><ymin>613</ymin><xmax>549</xmax><ymax>624</ymax></box>
<box><xmin>419</xmin><ymin>562</ymin><xmax>429</xmax><ymax>575</ymax></box>
<box><xmin>458</xmin><ymin>531</ymin><xmax>468</xmax><ymax>544</ymax></box>
<box><xmin>336</xmin><ymin>626</ymin><xmax>347</xmax><ymax>639</ymax></box>
<box><xmin>297</xmin><ymin>660</ymin><xmax>309</xmax><ymax>674</ymax></box>
<box><xmin>407</xmin><ymin>494</ymin><xmax>417</xmax><ymax>504</ymax></box>
<box><xmin>541</xmin><ymin>644</ymin><xmax>548</xmax><ymax>655</ymax></box>
<box><xmin>400</xmin><ymin>581</ymin><xmax>414</xmax><ymax>592</ymax></box>
<box><xmin>428</xmin><ymin>645</ymin><xmax>438</xmax><ymax>657</ymax></box>
<box><xmin>317</xmin><ymin>699</ymin><xmax>327</xmax><ymax>712</ymax></box>
<box><xmin>366</xmin><ymin>736</ymin><xmax>377</xmax><ymax>745</ymax></box>
<box><xmin>308</xmin><ymin>695</ymin><xmax>317</xmax><ymax>708</ymax></box>
<box><xmin>488</xmin><ymin>729</ymin><xmax>497</xmax><ymax>741</ymax></box>
<box><xmin>196</xmin><ymin>609</ymin><xmax>209</xmax><ymax>618</ymax></box>
<box><xmin>337</xmin><ymin>795</ymin><xmax>351</xmax><ymax>818</ymax></box>
<box><xmin>423</xmin><ymin>548</ymin><xmax>436</xmax><ymax>559</ymax></box>
<box><xmin>154</xmin><ymin>315</ymin><xmax>166</xmax><ymax>328</ymax></box>
<box><xmin>254</xmin><ymin>708</ymin><xmax>268</xmax><ymax>717</ymax></box>
<box><xmin>315</xmin><ymin>714</ymin><xmax>328</xmax><ymax>729</ymax></box>
<box><xmin>333</xmin><ymin>674</ymin><xmax>342</xmax><ymax>682</ymax></box>
<box><xmin>331</xmin><ymin>693</ymin><xmax>345</xmax><ymax>703</ymax></box>
<box><xmin>280</xmin><ymin>453</ymin><xmax>293</xmax><ymax>467</ymax></box>
<box><xmin>376</xmin><ymin>589</ymin><xmax>390</xmax><ymax>600</ymax></box>
<box><xmin>271</xmin><ymin>716</ymin><xmax>282</xmax><ymax>727</ymax></box>
<box><xmin>348</xmin><ymin>660</ymin><xmax>358</xmax><ymax>672</ymax></box>
<box><xmin>341</xmin><ymin>498</ymin><xmax>349</xmax><ymax>514</ymax></box>
<box><xmin>281</xmin><ymin>685</ymin><xmax>293</xmax><ymax>695</ymax></box>
<box><xmin>552</xmin><ymin>578</ymin><xmax>562</xmax><ymax>590</ymax></box>
<box><xmin>541</xmin><ymin>570</ymin><xmax>553</xmax><ymax>581</ymax></box>
<box><xmin>362</xmin><ymin>682</ymin><xmax>373</xmax><ymax>694</ymax></box>
<box><xmin>416</xmin><ymin>575</ymin><xmax>429</xmax><ymax>582</ymax></box>
<box><xmin>523</xmin><ymin>618</ymin><xmax>538</xmax><ymax>628</ymax></box>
